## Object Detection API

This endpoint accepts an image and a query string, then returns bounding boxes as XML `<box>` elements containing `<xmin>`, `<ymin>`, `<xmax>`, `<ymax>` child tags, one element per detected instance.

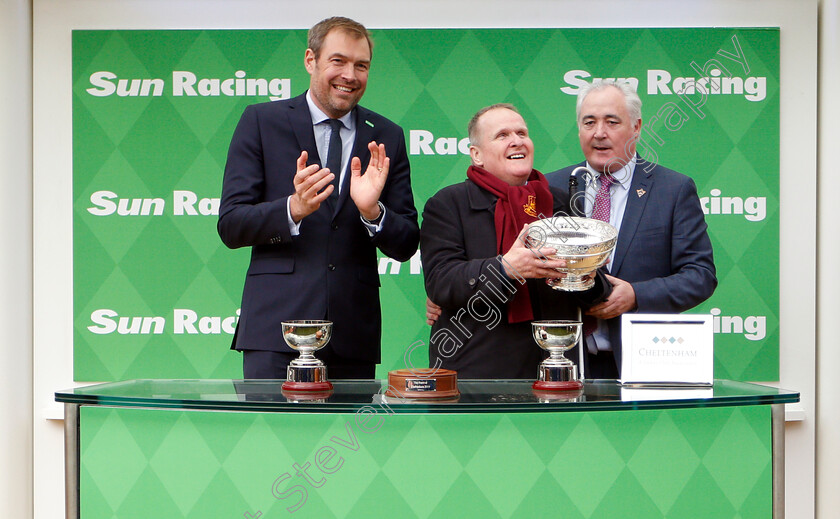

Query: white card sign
<box><xmin>619</xmin><ymin>314</ymin><xmax>713</xmax><ymax>387</ymax></box>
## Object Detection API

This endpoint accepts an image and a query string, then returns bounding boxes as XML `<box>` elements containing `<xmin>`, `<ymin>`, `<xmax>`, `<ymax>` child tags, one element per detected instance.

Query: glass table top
<box><xmin>56</xmin><ymin>379</ymin><xmax>799</xmax><ymax>414</ymax></box>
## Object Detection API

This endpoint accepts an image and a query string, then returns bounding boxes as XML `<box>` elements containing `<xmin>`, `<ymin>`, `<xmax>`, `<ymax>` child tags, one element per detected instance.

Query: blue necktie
<box><xmin>326</xmin><ymin>119</ymin><xmax>343</xmax><ymax>202</ymax></box>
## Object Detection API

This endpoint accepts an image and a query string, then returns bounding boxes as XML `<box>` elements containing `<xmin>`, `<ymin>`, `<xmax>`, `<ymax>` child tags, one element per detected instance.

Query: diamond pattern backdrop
<box><xmin>73</xmin><ymin>28</ymin><xmax>779</xmax><ymax>381</ymax></box>
<box><xmin>80</xmin><ymin>405</ymin><xmax>772</xmax><ymax>518</ymax></box>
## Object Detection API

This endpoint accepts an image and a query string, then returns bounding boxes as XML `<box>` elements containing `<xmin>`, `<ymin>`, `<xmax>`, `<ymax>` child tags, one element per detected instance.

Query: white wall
<box><xmin>30</xmin><ymin>1</ymin><xmax>826</xmax><ymax>518</ymax></box>
<box><xmin>0</xmin><ymin>1</ymin><xmax>33</xmax><ymax>518</ymax></box>
<box><xmin>817</xmin><ymin>2</ymin><xmax>840</xmax><ymax>517</ymax></box>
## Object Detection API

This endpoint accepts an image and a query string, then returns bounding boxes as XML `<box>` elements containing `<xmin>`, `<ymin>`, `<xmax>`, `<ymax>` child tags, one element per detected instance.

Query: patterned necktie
<box><xmin>326</xmin><ymin>119</ymin><xmax>343</xmax><ymax>201</ymax></box>
<box><xmin>591</xmin><ymin>173</ymin><xmax>614</xmax><ymax>222</ymax></box>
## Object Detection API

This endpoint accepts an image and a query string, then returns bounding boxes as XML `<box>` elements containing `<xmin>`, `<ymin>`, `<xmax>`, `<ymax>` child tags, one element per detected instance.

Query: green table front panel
<box><xmin>80</xmin><ymin>405</ymin><xmax>772</xmax><ymax>518</ymax></box>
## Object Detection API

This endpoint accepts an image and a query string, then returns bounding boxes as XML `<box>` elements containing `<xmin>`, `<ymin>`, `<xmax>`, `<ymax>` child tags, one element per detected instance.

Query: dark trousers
<box><xmin>585</xmin><ymin>350</ymin><xmax>619</xmax><ymax>379</ymax></box>
<box><xmin>242</xmin><ymin>350</ymin><xmax>376</xmax><ymax>379</ymax></box>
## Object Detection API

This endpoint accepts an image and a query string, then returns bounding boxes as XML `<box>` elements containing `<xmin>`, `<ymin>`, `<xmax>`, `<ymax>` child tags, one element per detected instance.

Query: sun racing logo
<box><xmin>409</xmin><ymin>130</ymin><xmax>470</xmax><ymax>155</ymax></box>
<box><xmin>710</xmin><ymin>308</ymin><xmax>766</xmax><ymax>341</ymax></box>
<box><xmin>700</xmin><ymin>189</ymin><xmax>766</xmax><ymax>222</ymax></box>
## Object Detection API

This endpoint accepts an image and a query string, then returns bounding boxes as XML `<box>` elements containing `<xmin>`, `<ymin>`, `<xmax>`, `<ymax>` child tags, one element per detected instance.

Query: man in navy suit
<box><xmin>218</xmin><ymin>17</ymin><xmax>419</xmax><ymax>379</ymax></box>
<box><xmin>547</xmin><ymin>80</ymin><xmax>717</xmax><ymax>378</ymax></box>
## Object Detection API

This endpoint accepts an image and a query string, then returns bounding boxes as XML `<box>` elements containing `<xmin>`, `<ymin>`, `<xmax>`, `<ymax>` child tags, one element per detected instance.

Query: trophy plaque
<box><xmin>532</xmin><ymin>320</ymin><xmax>583</xmax><ymax>391</ymax></box>
<box><xmin>526</xmin><ymin>217</ymin><xmax>617</xmax><ymax>291</ymax></box>
<box><xmin>281</xmin><ymin>320</ymin><xmax>333</xmax><ymax>392</ymax></box>
<box><xmin>385</xmin><ymin>368</ymin><xmax>460</xmax><ymax>400</ymax></box>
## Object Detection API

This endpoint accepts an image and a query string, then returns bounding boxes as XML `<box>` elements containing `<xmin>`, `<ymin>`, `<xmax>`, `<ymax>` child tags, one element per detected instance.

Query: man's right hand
<box><xmin>501</xmin><ymin>224</ymin><xmax>567</xmax><ymax>279</ymax></box>
<box><xmin>289</xmin><ymin>150</ymin><xmax>335</xmax><ymax>222</ymax></box>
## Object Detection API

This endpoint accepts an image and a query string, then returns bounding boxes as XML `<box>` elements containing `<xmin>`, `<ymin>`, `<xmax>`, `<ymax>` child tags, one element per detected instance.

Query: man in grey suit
<box><xmin>546</xmin><ymin>80</ymin><xmax>717</xmax><ymax>378</ymax></box>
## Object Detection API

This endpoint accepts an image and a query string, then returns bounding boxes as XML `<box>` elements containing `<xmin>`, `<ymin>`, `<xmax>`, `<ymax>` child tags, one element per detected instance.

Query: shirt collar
<box><xmin>585</xmin><ymin>155</ymin><xmax>636</xmax><ymax>191</ymax></box>
<box><xmin>305</xmin><ymin>90</ymin><xmax>355</xmax><ymax>130</ymax></box>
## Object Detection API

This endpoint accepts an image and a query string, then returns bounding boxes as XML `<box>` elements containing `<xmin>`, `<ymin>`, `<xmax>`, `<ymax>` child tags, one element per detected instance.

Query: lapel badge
<box><xmin>636</xmin><ymin>188</ymin><xmax>646</xmax><ymax>198</ymax></box>
<box><xmin>365</xmin><ymin>120</ymin><xmax>374</xmax><ymax>127</ymax></box>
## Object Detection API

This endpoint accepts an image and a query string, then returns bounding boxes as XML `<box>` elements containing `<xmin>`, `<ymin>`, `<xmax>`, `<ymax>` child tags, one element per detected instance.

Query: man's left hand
<box><xmin>586</xmin><ymin>274</ymin><xmax>637</xmax><ymax>320</ymax></box>
<box><xmin>350</xmin><ymin>141</ymin><xmax>389</xmax><ymax>220</ymax></box>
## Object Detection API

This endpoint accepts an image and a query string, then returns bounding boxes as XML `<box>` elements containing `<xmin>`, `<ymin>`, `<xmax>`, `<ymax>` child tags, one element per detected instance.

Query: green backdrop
<box><xmin>72</xmin><ymin>28</ymin><xmax>779</xmax><ymax>381</ymax></box>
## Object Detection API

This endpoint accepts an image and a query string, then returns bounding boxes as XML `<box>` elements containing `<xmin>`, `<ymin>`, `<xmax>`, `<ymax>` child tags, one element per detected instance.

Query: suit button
<box><xmin>328</xmin><ymin>264</ymin><xmax>336</xmax><ymax>271</ymax></box>
<box><xmin>331</xmin><ymin>223</ymin><xmax>339</xmax><ymax>230</ymax></box>
<box><xmin>468</xmin><ymin>278</ymin><xmax>477</xmax><ymax>286</ymax></box>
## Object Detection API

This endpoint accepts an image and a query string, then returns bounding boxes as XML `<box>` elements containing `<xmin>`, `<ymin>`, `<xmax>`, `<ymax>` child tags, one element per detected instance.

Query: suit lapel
<box><xmin>611</xmin><ymin>160</ymin><xmax>653</xmax><ymax>275</ymax></box>
<box><xmin>467</xmin><ymin>180</ymin><xmax>502</xmax><ymax>257</ymax></box>
<box><xmin>287</xmin><ymin>94</ymin><xmax>320</xmax><ymax>167</ymax></box>
<box><xmin>467</xmin><ymin>179</ymin><xmax>498</xmax><ymax>212</ymax></box>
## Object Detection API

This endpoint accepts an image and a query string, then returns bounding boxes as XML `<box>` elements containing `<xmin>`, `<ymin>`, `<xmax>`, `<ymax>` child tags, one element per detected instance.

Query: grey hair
<box><xmin>576</xmin><ymin>80</ymin><xmax>642</xmax><ymax>125</ymax></box>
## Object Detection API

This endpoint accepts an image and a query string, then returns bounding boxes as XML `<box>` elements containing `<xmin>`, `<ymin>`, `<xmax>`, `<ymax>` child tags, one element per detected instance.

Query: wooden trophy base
<box><xmin>385</xmin><ymin>368</ymin><xmax>459</xmax><ymax>399</ymax></box>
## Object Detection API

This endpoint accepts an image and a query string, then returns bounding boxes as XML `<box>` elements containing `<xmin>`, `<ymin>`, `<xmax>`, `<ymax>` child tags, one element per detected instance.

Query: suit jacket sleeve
<box><xmin>370</xmin><ymin>126</ymin><xmax>420</xmax><ymax>262</ymax></box>
<box><xmin>421</xmin><ymin>188</ymin><xmax>507</xmax><ymax>309</ymax></box>
<box><xmin>631</xmin><ymin>177</ymin><xmax>717</xmax><ymax>312</ymax></box>
<box><xmin>217</xmin><ymin>104</ymin><xmax>293</xmax><ymax>249</ymax></box>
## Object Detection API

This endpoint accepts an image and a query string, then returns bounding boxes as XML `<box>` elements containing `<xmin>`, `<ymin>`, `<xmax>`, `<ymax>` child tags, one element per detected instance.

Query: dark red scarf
<box><xmin>466</xmin><ymin>165</ymin><xmax>554</xmax><ymax>323</ymax></box>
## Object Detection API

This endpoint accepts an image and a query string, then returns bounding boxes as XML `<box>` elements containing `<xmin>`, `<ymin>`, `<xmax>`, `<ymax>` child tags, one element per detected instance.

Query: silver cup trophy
<box><xmin>532</xmin><ymin>320</ymin><xmax>583</xmax><ymax>390</ymax></box>
<box><xmin>526</xmin><ymin>217</ymin><xmax>618</xmax><ymax>291</ymax></box>
<box><xmin>281</xmin><ymin>320</ymin><xmax>333</xmax><ymax>392</ymax></box>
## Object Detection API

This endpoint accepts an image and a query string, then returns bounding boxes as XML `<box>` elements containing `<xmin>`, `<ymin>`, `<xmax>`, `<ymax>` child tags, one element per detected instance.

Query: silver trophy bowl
<box><xmin>281</xmin><ymin>320</ymin><xmax>333</xmax><ymax>390</ymax></box>
<box><xmin>532</xmin><ymin>320</ymin><xmax>583</xmax><ymax>390</ymax></box>
<box><xmin>526</xmin><ymin>216</ymin><xmax>618</xmax><ymax>291</ymax></box>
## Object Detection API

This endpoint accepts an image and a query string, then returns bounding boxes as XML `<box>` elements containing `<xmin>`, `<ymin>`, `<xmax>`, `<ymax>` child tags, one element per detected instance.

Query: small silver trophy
<box><xmin>281</xmin><ymin>320</ymin><xmax>333</xmax><ymax>392</ymax></box>
<box><xmin>532</xmin><ymin>320</ymin><xmax>583</xmax><ymax>391</ymax></box>
<box><xmin>526</xmin><ymin>217</ymin><xmax>617</xmax><ymax>291</ymax></box>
